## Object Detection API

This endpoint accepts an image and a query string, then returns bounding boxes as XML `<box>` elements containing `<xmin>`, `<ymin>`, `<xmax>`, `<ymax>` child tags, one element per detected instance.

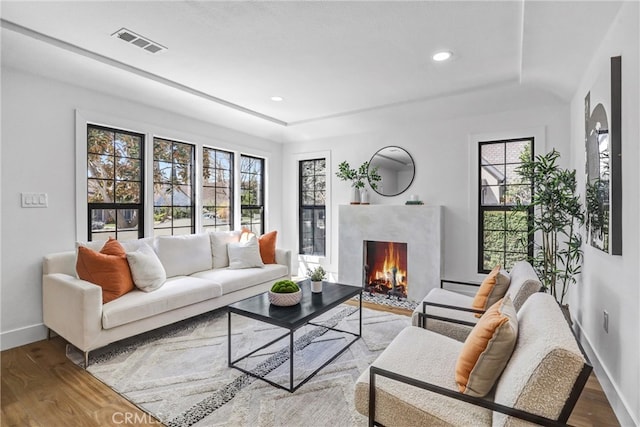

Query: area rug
<box><xmin>67</xmin><ymin>305</ymin><xmax>411</xmax><ymax>426</ymax></box>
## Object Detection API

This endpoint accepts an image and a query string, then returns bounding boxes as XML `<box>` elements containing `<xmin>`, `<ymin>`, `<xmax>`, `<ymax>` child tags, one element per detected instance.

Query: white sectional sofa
<box><xmin>42</xmin><ymin>232</ymin><xmax>291</xmax><ymax>366</ymax></box>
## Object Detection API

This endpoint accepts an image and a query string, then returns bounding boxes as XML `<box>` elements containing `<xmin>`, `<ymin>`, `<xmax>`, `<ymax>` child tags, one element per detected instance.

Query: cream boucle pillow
<box><xmin>126</xmin><ymin>243</ymin><xmax>166</xmax><ymax>292</ymax></box>
<box><xmin>455</xmin><ymin>296</ymin><xmax>518</xmax><ymax>397</ymax></box>
<box><xmin>227</xmin><ymin>235</ymin><xmax>264</xmax><ymax>269</ymax></box>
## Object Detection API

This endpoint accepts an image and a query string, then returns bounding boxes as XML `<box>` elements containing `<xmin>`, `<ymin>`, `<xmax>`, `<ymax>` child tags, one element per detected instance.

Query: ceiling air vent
<box><xmin>112</xmin><ymin>28</ymin><xmax>166</xmax><ymax>54</ymax></box>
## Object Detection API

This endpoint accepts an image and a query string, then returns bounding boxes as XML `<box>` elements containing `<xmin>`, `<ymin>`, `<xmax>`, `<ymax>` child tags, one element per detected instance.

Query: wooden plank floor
<box><xmin>2</xmin><ymin>307</ymin><xmax>621</xmax><ymax>426</ymax></box>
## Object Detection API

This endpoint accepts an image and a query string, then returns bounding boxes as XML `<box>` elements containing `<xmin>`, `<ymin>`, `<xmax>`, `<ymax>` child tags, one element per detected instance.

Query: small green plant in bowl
<box><xmin>269</xmin><ymin>280</ymin><xmax>302</xmax><ymax>306</ymax></box>
<box><xmin>270</xmin><ymin>280</ymin><xmax>300</xmax><ymax>293</ymax></box>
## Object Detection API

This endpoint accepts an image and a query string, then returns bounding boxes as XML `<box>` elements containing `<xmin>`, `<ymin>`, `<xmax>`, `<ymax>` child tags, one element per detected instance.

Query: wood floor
<box><xmin>1</xmin><ymin>305</ymin><xmax>621</xmax><ymax>427</ymax></box>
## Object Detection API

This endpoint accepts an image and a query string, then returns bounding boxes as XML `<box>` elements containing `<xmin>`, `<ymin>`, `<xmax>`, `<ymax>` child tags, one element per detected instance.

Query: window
<box><xmin>87</xmin><ymin>125</ymin><xmax>144</xmax><ymax>241</ymax></box>
<box><xmin>299</xmin><ymin>159</ymin><xmax>326</xmax><ymax>256</ymax></box>
<box><xmin>153</xmin><ymin>138</ymin><xmax>195</xmax><ymax>236</ymax></box>
<box><xmin>202</xmin><ymin>147</ymin><xmax>234</xmax><ymax>231</ymax></box>
<box><xmin>240</xmin><ymin>155</ymin><xmax>264</xmax><ymax>234</ymax></box>
<box><xmin>478</xmin><ymin>138</ymin><xmax>533</xmax><ymax>272</ymax></box>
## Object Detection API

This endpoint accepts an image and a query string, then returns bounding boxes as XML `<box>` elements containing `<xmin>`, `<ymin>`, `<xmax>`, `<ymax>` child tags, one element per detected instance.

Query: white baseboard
<box><xmin>1</xmin><ymin>323</ymin><xmax>48</xmax><ymax>351</ymax></box>
<box><xmin>574</xmin><ymin>320</ymin><xmax>638</xmax><ymax>426</ymax></box>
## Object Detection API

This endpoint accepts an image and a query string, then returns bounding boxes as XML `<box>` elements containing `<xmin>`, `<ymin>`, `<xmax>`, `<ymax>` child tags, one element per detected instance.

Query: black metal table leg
<box><xmin>289</xmin><ymin>331</ymin><xmax>294</xmax><ymax>392</ymax></box>
<box><xmin>227</xmin><ymin>311</ymin><xmax>231</xmax><ymax>367</ymax></box>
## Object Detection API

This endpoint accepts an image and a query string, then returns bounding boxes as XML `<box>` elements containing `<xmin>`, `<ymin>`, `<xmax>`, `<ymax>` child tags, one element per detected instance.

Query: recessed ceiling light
<box><xmin>432</xmin><ymin>51</ymin><xmax>453</xmax><ymax>62</ymax></box>
<box><xmin>270</xmin><ymin>96</ymin><xmax>284</xmax><ymax>102</ymax></box>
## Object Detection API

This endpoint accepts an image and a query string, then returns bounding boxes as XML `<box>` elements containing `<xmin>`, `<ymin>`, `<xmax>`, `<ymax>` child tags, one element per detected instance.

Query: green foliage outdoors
<box><xmin>513</xmin><ymin>149</ymin><xmax>584</xmax><ymax>305</ymax></box>
<box><xmin>271</xmin><ymin>280</ymin><xmax>300</xmax><ymax>293</ymax></box>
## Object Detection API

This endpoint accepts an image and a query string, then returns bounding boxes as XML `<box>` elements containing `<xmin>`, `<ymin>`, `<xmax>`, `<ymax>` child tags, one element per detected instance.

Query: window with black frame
<box><xmin>87</xmin><ymin>124</ymin><xmax>144</xmax><ymax>242</ymax></box>
<box><xmin>153</xmin><ymin>137</ymin><xmax>195</xmax><ymax>236</ymax></box>
<box><xmin>240</xmin><ymin>155</ymin><xmax>264</xmax><ymax>235</ymax></box>
<box><xmin>203</xmin><ymin>147</ymin><xmax>234</xmax><ymax>232</ymax></box>
<box><xmin>478</xmin><ymin>138</ymin><xmax>533</xmax><ymax>272</ymax></box>
<box><xmin>299</xmin><ymin>158</ymin><xmax>326</xmax><ymax>256</ymax></box>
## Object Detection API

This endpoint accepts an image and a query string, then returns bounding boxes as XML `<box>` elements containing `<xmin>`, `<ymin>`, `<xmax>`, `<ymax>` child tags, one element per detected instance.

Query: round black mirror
<box><xmin>368</xmin><ymin>146</ymin><xmax>415</xmax><ymax>196</ymax></box>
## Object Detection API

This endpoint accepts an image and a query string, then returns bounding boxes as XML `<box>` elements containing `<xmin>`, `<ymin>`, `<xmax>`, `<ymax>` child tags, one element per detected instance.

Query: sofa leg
<box><xmin>47</xmin><ymin>328</ymin><xmax>52</xmax><ymax>340</ymax></box>
<box><xmin>84</xmin><ymin>351</ymin><xmax>89</xmax><ymax>369</ymax></box>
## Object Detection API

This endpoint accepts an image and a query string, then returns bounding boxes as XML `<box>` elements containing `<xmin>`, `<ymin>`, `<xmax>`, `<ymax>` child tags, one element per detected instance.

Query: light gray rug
<box><xmin>67</xmin><ymin>304</ymin><xmax>410</xmax><ymax>426</ymax></box>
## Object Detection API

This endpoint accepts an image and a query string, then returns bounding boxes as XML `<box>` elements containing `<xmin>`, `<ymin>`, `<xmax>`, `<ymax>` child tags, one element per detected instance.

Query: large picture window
<box><xmin>299</xmin><ymin>158</ymin><xmax>326</xmax><ymax>256</ymax></box>
<box><xmin>203</xmin><ymin>147</ymin><xmax>234</xmax><ymax>231</ymax></box>
<box><xmin>478</xmin><ymin>138</ymin><xmax>533</xmax><ymax>272</ymax></box>
<box><xmin>87</xmin><ymin>124</ymin><xmax>144</xmax><ymax>241</ymax></box>
<box><xmin>153</xmin><ymin>137</ymin><xmax>195</xmax><ymax>236</ymax></box>
<box><xmin>240</xmin><ymin>155</ymin><xmax>265</xmax><ymax>234</ymax></box>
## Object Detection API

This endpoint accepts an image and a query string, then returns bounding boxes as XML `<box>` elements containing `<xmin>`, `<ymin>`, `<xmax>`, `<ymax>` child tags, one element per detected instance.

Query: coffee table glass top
<box><xmin>228</xmin><ymin>280</ymin><xmax>361</xmax><ymax>329</ymax></box>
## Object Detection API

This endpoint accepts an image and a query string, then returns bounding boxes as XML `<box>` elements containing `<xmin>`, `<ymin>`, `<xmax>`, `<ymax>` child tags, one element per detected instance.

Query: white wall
<box><xmin>282</xmin><ymin>99</ymin><xmax>570</xmax><ymax>285</ymax></box>
<box><xmin>0</xmin><ymin>67</ymin><xmax>284</xmax><ymax>350</ymax></box>
<box><xmin>568</xmin><ymin>2</ymin><xmax>639</xmax><ymax>425</ymax></box>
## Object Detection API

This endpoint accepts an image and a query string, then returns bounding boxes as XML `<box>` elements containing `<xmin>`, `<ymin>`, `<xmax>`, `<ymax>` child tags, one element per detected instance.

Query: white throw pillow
<box><xmin>126</xmin><ymin>243</ymin><xmax>166</xmax><ymax>292</ymax></box>
<box><xmin>209</xmin><ymin>230</ymin><xmax>242</xmax><ymax>269</ymax></box>
<box><xmin>227</xmin><ymin>235</ymin><xmax>265</xmax><ymax>269</ymax></box>
<box><xmin>156</xmin><ymin>234</ymin><xmax>213</xmax><ymax>277</ymax></box>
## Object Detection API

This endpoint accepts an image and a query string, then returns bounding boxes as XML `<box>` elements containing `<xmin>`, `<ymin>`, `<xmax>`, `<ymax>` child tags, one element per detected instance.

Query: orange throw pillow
<box><xmin>241</xmin><ymin>229</ymin><xmax>278</xmax><ymax>264</ymax></box>
<box><xmin>76</xmin><ymin>238</ymin><xmax>134</xmax><ymax>303</ymax></box>
<box><xmin>455</xmin><ymin>297</ymin><xmax>518</xmax><ymax>397</ymax></box>
<box><xmin>471</xmin><ymin>265</ymin><xmax>510</xmax><ymax>317</ymax></box>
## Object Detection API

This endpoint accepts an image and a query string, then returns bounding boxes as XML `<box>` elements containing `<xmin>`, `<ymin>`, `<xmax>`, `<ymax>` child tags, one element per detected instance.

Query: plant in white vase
<box><xmin>307</xmin><ymin>266</ymin><xmax>327</xmax><ymax>293</ymax></box>
<box><xmin>336</xmin><ymin>161</ymin><xmax>381</xmax><ymax>204</ymax></box>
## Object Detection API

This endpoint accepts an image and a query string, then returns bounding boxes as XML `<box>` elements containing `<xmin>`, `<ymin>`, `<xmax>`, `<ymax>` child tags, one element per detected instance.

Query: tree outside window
<box><xmin>153</xmin><ymin>138</ymin><xmax>195</xmax><ymax>236</ymax></box>
<box><xmin>240</xmin><ymin>155</ymin><xmax>264</xmax><ymax>234</ymax></box>
<box><xmin>299</xmin><ymin>158</ymin><xmax>326</xmax><ymax>256</ymax></box>
<box><xmin>478</xmin><ymin>138</ymin><xmax>533</xmax><ymax>272</ymax></box>
<box><xmin>203</xmin><ymin>147</ymin><xmax>234</xmax><ymax>231</ymax></box>
<box><xmin>87</xmin><ymin>124</ymin><xmax>144</xmax><ymax>241</ymax></box>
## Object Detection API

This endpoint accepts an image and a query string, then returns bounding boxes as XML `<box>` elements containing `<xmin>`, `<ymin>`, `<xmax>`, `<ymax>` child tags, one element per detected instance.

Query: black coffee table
<box><xmin>227</xmin><ymin>280</ymin><xmax>362</xmax><ymax>392</ymax></box>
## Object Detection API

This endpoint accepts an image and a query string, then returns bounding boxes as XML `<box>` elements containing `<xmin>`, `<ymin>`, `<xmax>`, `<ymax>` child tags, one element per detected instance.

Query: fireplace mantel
<box><xmin>338</xmin><ymin>204</ymin><xmax>443</xmax><ymax>302</ymax></box>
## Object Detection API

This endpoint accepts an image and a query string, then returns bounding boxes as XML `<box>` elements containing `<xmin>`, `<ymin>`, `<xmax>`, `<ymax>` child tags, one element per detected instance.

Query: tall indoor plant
<box><xmin>514</xmin><ymin>149</ymin><xmax>585</xmax><ymax>305</ymax></box>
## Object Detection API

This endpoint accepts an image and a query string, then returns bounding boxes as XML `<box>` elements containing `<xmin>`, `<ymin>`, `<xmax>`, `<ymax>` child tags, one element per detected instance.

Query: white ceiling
<box><xmin>0</xmin><ymin>1</ymin><xmax>624</xmax><ymax>142</ymax></box>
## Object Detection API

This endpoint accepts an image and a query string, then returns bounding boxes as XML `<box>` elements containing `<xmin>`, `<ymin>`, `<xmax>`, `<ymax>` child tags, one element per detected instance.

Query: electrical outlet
<box><xmin>603</xmin><ymin>310</ymin><xmax>609</xmax><ymax>333</ymax></box>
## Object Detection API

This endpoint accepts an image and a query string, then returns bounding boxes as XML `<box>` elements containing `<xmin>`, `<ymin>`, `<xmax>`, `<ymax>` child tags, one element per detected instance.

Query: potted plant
<box><xmin>336</xmin><ymin>161</ymin><xmax>381</xmax><ymax>204</ymax></box>
<box><xmin>307</xmin><ymin>266</ymin><xmax>327</xmax><ymax>293</ymax></box>
<box><xmin>513</xmin><ymin>149</ymin><xmax>585</xmax><ymax>308</ymax></box>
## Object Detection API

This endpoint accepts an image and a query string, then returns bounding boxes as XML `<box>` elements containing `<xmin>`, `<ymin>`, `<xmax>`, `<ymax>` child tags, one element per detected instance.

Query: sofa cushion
<box><xmin>354</xmin><ymin>326</ymin><xmax>492</xmax><ymax>426</ymax></box>
<box><xmin>493</xmin><ymin>293</ymin><xmax>586</xmax><ymax>426</ymax></box>
<box><xmin>126</xmin><ymin>243</ymin><xmax>166</xmax><ymax>292</ymax></box>
<box><xmin>155</xmin><ymin>234</ymin><xmax>212</xmax><ymax>277</ymax></box>
<box><xmin>191</xmin><ymin>264</ymin><xmax>288</xmax><ymax>294</ymax></box>
<box><xmin>101</xmin><ymin>276</ymin><xmax>223</xmax><ymax>329</ymax></box>
<box><xmin>76</xmin><ymin>237</ymin><xmax>155</xmax><ymax>253</ymax></box>
<box><xmin>228</xmin><ymin>235</ymin><xmax>264</xmax><ymax>269</ymax></box>
<box><xmin>471</xmin><ymin>265</ymin><xmax>510</xmax><ymax>316</ymax></box>
<box><xmin>456</xmin><ymin>296</ymin><xmax>518</xmax><ymax>397</ymax></box>
<box><xmin>209</xmin><ymin>230</ymin><xmax>241</xmax><ymax>268</ymax></box>
<box><xmin>76</xmin><ymin>238</ymin><xmax>134</xmax><ymax>304</ymax></box>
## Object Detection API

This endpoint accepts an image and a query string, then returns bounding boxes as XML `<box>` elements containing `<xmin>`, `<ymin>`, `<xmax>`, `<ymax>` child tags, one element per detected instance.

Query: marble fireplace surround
<box><xmin>338</xmin><ymin>205</ymin><xmax>443</xmax><ymax>302</ymax></box>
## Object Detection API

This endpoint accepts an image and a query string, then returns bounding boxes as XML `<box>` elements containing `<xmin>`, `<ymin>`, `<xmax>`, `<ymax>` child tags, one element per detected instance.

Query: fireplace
<box><xmin>364</xmin><ymin>241</ymin><xmax>408</xmax><ymax>299</ymax></box>
<box><xmin>338</xmin><ymin>205</ymin><xmax>442</xmax><ymax>302</ymax></box>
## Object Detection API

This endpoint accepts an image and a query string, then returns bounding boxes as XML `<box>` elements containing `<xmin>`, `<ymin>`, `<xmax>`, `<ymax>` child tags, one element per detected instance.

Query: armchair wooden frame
<box><xmin>417</xmin><ymin>279</ymin><xmax>485</xmax><ymax>328</ymax></box>
<box><xmin>368</xmin><ymin>362</ymin><xmax>592</xmax><ymax>427</ymax></box>
<box><xmin>369</xmin><ymin>309</ymin><xmax>593</xmax><ymax>427</ymax></box>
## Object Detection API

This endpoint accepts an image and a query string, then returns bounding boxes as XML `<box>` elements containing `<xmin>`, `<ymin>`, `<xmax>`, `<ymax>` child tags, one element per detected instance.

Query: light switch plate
<box><xmin>21</xmin><ymin>192</ymin><xmax>48</xmax><ymax>208</ymax></box>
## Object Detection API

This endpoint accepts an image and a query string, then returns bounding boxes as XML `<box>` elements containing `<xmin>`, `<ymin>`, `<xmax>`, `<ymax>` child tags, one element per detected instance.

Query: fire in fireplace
<box><xmin>364</xmin><ymin>241</ymin><xmax>408</xmax><ymax>299</ymax></box>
